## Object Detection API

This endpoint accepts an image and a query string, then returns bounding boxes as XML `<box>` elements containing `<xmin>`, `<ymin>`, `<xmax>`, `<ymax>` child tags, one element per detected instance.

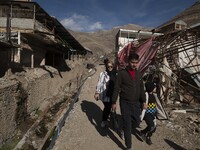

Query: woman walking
<box><xmin>94</xmin><ymin>60</ymin><xmax>116</xmax><ymax>127</ymax></box>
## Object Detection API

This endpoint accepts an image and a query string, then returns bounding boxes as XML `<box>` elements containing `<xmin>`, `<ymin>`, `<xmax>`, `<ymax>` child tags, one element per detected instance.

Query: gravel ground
<box><xmin>53</xmin><ymin>65</ymin><xmax>200</xmax><ymax>150</ymax></box>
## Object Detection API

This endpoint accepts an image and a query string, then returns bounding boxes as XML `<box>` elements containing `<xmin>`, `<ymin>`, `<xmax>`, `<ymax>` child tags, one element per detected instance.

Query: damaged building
<box><xmin>0</xmin><ymin>0</ymin><xmax>87</xmax><ymax>77</ymax></box>
<box><xmin>155</xmin><ymin>22</ymin><xmax>200</xmax><ymax>104</ymax></box>
<box><xmin>154</xmin><ymin>1</ymin><xmax>200</xmax><ymax>103</ymax></box>
<box><xmin>0</xmin><ymin>0</ymin><xmax>90</xmax><ymax>146</ymax></box>
<box><xmin>115</xmin><ymin>1</ymin><xmax>200</xmax><ymax>104</ymax></box>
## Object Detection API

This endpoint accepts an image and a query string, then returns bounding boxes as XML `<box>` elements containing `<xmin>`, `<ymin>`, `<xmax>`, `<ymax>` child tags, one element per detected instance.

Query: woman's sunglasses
<box><xmin>107</xmin><ymin>66</ymin><xmax>113</xmax><ymax>68</ymax></box>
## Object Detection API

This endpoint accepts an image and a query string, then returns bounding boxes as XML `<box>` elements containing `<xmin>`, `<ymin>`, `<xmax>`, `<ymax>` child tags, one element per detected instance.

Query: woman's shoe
<box><xmin>101</xmin><ymin>121</ymin><xmax>108</xmax><ymax>128</ymax></box>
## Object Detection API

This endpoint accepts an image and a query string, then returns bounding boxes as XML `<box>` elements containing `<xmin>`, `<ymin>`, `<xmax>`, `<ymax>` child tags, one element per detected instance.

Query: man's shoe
<box><xmin>120</xmin><ymin>130</ymin><xmax>124</xmax><ymax>140</ymax></box>
<box><xmin>146</xmin><ymin>137</ymin><xmax>152</xmax><ymax>145</ymax></box>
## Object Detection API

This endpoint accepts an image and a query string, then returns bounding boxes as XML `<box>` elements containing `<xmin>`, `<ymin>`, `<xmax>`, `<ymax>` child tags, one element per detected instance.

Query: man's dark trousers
<box><xmin>120</xmin><ymin>100</ymin><xmax>141</xmax><ymax>149</ymax></box>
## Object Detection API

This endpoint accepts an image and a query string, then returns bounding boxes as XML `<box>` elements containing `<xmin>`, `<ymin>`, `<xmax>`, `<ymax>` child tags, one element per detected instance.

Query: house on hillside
<box><xmin>0</xmin><ymin>1</ymin><xmax>87</xmax><ymax>77</ymax></box>
<box><xmin>115</xmin><ymin>29</ymin><xmax>163</xmax><ymax>54</ymax></box>
<box><xmin>156</xmin><ymin>20</ymin><xmax>187</xmax><ymax>33</ymax></box>
<box><xmin>155</xmin><ymin>1</ymin><xmax>200</xmax><ymax>34</ymax></box>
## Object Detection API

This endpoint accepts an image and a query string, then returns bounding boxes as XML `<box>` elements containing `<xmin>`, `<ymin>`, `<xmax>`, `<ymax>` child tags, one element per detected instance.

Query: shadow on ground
<box><xmin>164</xmin><ymin>139</ymin><xmax>187</xmax><ymax>150</ymax></box>
<box><xmin>133</xmin><ymin>128</ymin><xmax>144</xmax><ymax>143</ymax></box>
<box><xmin>81</xmin><ymin>100</ymin><xmax>125</xmax><ymax>150</ymax></box>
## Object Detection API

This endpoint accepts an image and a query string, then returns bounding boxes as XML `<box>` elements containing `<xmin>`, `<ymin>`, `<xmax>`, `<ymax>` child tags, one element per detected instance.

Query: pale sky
<box><xmin>33</xmin><ymin>0</ymin><xmax>197</xmax><ymax>32</ymax></box>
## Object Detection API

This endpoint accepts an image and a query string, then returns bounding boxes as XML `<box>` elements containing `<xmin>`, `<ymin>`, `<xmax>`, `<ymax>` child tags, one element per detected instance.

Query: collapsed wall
<box><xmin>0</xmin><ymin>59</ymin><xmax>86</xmax><ymax>146</ymax></box>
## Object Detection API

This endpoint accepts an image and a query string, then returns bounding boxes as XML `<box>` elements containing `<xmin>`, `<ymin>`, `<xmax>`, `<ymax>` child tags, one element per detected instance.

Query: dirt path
<box><xmin>53</xmin><ymin>65</ymin><xmax>199</xmax><ymax>150</ymax></box>
<box><xmin>52</xmin><ymin>65</ymin><xmax>144</xmax><ymax>150</ymax></box>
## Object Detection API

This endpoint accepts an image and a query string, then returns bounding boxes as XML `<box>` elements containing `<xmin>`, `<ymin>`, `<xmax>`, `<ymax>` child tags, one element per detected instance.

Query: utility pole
<box><xmin>6</xmin><ymin>11</ymin><xmax>11</xmax><ymax>42</ymax></box>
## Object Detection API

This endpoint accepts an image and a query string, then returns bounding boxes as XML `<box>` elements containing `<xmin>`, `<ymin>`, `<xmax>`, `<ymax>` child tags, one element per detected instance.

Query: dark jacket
<box><xmin>106</xmin><ymin>70</ymin><xmax>116</xmax><ymax>98</ymax></box>
<box><xmin>112</xmin><ymin>68</ymin><xmax>146</xmax><ymax>104</ymax></box>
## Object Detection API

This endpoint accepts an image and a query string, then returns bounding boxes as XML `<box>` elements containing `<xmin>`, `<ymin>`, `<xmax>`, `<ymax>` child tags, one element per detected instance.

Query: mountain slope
<box><xmin>69</xmin><ymin>2</ymin><xmax>199</xmax><ymax>57</ymax></box>
<box><xmin>69</xmin><ymin>24</ymin><xmax>150</xmax><ymax>56</ymax></box>
<box><xmin>156</xmin><ymin>2</ymin><xmax>200</xmax><ymax>29</ymax></box>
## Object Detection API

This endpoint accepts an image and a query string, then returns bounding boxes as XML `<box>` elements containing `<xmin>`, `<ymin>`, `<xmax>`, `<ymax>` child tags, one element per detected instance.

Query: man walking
<box><xmin>112</xmin><ymin>52</ymin><xmax>146</xmax><ymax>150</ymax></box>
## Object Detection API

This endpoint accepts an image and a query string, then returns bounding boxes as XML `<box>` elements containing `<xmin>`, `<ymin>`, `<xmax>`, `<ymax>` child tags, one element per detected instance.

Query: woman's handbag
<box><xmin>110</xmin><ymin>110</ymin><xmax>119</xmax><ymax>130</ymax></box>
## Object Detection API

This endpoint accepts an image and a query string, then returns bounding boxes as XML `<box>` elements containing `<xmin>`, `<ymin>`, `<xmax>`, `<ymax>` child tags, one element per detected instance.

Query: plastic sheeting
<box><xmin>117</xmin><ymin>37</ymin><xmax>159</xmax><ymax>73</ymax></box>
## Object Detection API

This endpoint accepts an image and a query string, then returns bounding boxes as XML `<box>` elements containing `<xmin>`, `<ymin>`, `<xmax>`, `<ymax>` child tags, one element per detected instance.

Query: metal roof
<box><xmin>0</xmin><ymin>1</ymin><xmax>87</xmax><ymax>54</ymax></box>
<box><xmin>51</xmin><ymin>17</ymin><xmax>87</xmax><ymax>54</ymax></box>
<box><xmin>118</xmin><ymin>29</ymin><xmax>163</xmax><ymax>37</ymax></box>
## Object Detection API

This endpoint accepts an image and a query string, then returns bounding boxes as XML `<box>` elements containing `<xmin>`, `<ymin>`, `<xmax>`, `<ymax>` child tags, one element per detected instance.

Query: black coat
<box><xmin>112</xmin><ymin>68</ymin><xmax>146</xmax><ymax>104</ymax></box>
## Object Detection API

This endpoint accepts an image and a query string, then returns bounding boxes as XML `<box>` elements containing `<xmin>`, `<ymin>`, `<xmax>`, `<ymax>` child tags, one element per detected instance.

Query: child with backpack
<box><xmin>140</xmin><ymin>81</ymin><xmax>157</xmax><ymax>145</ymax></box>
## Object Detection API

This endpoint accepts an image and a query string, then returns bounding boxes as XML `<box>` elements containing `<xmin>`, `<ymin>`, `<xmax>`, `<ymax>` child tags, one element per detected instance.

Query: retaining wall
<box><xmin>0</xmin><ymin>59</ymin><xmax>86</xmax><ymax>146</ymax></box>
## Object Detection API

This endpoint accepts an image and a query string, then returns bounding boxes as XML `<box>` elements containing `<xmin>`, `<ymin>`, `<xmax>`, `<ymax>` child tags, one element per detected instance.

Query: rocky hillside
<box><xmin>157</xmin><ymin>1</ymin><xmax>200</xmax><ymax>29</ymax></box>
<box><xmin>69</xmin><ymin>24</ymin><xmax>151</xmax><ymax>57</ymax></box>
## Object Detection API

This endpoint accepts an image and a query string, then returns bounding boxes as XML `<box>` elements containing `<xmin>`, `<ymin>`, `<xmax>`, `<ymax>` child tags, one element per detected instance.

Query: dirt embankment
<box><xmin>0</xmin><ymin>58</ymin><xmax>89</xmax><ymax>149</ymax></box>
